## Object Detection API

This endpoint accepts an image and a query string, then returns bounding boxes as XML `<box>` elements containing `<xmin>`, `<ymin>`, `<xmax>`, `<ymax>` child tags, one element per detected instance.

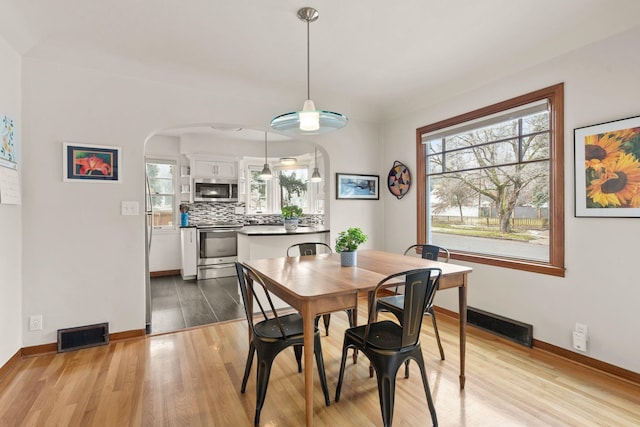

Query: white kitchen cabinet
<box><xmin>180</xmin><ymin>228</ymin><xmax>198</xmax><ymax>280</ymax></box>
<box><xmin>193</xmin><ymin>160</ymin><xmax>236</xmax><ymax>179</ymax></box>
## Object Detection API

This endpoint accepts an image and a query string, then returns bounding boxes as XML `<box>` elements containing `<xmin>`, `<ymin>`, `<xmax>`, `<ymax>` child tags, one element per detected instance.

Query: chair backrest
<box><xmin>368</xmin><ymin>268</ymin><xmax>442</xmax><ymax>348</ymax></box>
<box><xmin>404</xmin><ymin>244</ymin><xmax>450</xmax><ymax>263</ymax></box>
<box><xmin>286</xmin><ymin>242</ymin><xmax>333</xmax><ymax>257</ymax></box>
<box><xmin>235</xmin><ymin>262</ymin><xmax>287</xmax><ymax>339</ymax></box>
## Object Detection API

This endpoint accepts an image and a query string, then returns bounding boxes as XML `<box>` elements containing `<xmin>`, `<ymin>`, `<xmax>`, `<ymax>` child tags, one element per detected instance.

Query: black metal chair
<box><xmin>335</xmin><ymin>268</ymin><xmax>442</xmax><ymax>427</ymax></box>
<box><xmin>375</xmin><ymin>244</ymin><xmax>449</xmax><ymax>361</ymax></box>
<box><xmin>235</xmin><ymin>262</ymin><xmax>331</xmax><ymax>426</ymax></box>
<box><xmin>286</xmin><ymin>242</ymin><xmax>355</xmax><ymax>336</ymax></box>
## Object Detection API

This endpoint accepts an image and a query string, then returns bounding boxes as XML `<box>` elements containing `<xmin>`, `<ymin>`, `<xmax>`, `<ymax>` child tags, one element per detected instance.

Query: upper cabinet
<box><xmin>188</xmin><ymin>156</ymin><xmax>238</xmax><ymax>180</ymax></box>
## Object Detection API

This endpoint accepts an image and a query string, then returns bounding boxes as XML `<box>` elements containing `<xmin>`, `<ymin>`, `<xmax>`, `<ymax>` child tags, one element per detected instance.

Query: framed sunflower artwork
<box><xmin>63</xmin><ymin>142</ymin><xmax>121</xmax><ymax>183</ymax></box>
<box><xmin>574</xmin><ymin>115</ymin><xmax>640</xmax><ymax>217</ymax></box>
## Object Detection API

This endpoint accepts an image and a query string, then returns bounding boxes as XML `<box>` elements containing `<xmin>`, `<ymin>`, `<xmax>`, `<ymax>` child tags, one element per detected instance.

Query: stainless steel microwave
<box><xmin>193</xmin><ymin>178</ymin><xmax>238</xmax><ymax>202</ymax></box>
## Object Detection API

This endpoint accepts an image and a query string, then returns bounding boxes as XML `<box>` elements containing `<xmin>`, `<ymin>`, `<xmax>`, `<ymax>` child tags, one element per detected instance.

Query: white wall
<box><xmin>0</xmin><ymin>36</ymin><xmax>21</xmax><ymax>366</ymax></box>
<box><xmin>20</xmin><ymin>56</ymin><xmax>382</xmax><ymax>347</ymax></box>
<box><xmin>0</xmin><ymin>36</ymin><xmax>22</xmax><ymax>367</ymax></box>
<box><xmin>382</xmin><ymin>27</ymin><xmax>640</xmax><ymax>373</ymax></box>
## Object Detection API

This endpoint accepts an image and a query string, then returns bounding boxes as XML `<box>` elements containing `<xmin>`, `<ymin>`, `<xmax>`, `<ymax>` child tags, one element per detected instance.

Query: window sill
<box><xmin>451</xmin><ymin>252</ymin><xmax>565</xmax><ymax>277</ymax></box>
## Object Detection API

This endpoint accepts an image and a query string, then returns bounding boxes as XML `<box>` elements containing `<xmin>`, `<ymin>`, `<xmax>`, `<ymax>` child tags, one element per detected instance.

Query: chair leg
<box><xmin>322</xmin><ymin>313</ymin><xmax>331</xmax><ymax>336</ymax></box>
<box><xmin>375</xmin><ymin>362</ymin><xmax>397</xmax><ymax>427</ymax></box>
<box><xmin>293</xmin><ymin>345</ymin><xmax>303</xmax><ymax>373</ymax></box>
<box><xmin>427</xmin><ymin>306</ymin><xmax>445</xmax><ymax>360</ymax></box>
<box><xmin>241</xmin><ymin>342</ymin><xmax>256</xmax><ymax>393</ymax></box>
<box><xmin>254</xmin><ymin>357</ymin><xmax>275</xmax><ymax>426</ymax></box>
<box><xmin>313</xmin><ymin>333</ymin><xmax>331</xmax><ymax>406</ymax></box>
<box><xmin>415</xmin><ymin>352</ymin><xmax>438</xmax><ymax>426</ymax></box>
<box><xmin>334</xmin><ymin>338</ymin><xmax>351</xmax><ymax>402</ymax></box>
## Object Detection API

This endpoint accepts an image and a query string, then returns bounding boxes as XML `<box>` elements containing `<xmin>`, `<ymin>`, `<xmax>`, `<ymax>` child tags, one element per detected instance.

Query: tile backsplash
<box><xmin>180</xmin><ymin>202</ymin><xmax>324</xmax><ymax>226</ymax></box>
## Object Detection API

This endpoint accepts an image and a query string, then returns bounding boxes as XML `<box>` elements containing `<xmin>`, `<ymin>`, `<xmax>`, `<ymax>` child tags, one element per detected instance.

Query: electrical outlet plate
<box><xmin>29</xmin><ymin>315</ymin><xmax>43</xmax><ymax>331</ymax></box>
<box><xmin>572</xmin><ymin>331</ymin><xmax>587</xmax><ymax>351</ymax></box>
<box><xmin>574</xmin><ymin>322</ymin><xmax>588</xmax><ymax>335</ymax></box>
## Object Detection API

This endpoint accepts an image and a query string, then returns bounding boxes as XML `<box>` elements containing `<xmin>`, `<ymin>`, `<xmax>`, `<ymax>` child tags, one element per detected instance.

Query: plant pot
<box><xmin>340</xmin><ymin>251</ymin><xmax>357</xmax><ymax>267</ymax></box>
<box><xmin>283</xmin><ymin>218</ymin><xmax>299</xmax><ymax>232</ymax></box>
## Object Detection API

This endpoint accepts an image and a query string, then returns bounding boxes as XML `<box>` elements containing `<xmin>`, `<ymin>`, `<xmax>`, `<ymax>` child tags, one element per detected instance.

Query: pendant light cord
<box><xmin>306</xmin><ymin>18</ymin><xmax>311</xmax><ymax>100</ymax></box>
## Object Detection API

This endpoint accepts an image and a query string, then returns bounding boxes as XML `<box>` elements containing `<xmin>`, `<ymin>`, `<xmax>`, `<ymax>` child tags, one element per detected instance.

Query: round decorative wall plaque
<box><xmin>387</xmin><ymin>160</ymin><xmax>411</xmax><ymax>199</ymax></box>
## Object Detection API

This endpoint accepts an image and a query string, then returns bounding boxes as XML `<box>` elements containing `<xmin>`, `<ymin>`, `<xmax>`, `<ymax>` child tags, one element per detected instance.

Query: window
<box><xmin>416</xmin><ymin>84</ymin><xmax>564</xmax><ymax>276</ymax></box>
<box><xmin>146</xmin><ymin>159</ymin><xmax>177</xmax><ymax>229</ymax></box>
<box><xmin>247</xmin><ymin>162</ymin><xmax>322</xmax><ymax>214</ymax></box>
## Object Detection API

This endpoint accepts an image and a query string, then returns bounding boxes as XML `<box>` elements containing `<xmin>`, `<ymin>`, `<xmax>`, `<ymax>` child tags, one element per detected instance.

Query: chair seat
<box><xmin>254</xmin><ymin>313</ymin><xmax>306</xmax><ymax>339</ymax></box>
<box><xmin>345</xmin><ymin>320</ymin><xmax>405</xmax><ymax>351</ymax></box>
<box><xmin>377</xmin><ymin>295</ymin><xmax>404</xmax><ymax>312</ymax></box>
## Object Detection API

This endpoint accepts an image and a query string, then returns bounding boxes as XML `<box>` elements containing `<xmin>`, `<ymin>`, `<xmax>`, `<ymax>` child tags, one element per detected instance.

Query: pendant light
<box><xmin>310</xmin><ymin>147</ymin><xmax>322</xmax><ymax>182</ymax></box>
<box><xmin>270</xmin><ymin>7</ymin><xmax>348</xmax><ymax>135</ymax></box>
<box><xmin>260</xmin><ymin>132</ymin><xmax>272</xmax><ymax>180</ymax></box>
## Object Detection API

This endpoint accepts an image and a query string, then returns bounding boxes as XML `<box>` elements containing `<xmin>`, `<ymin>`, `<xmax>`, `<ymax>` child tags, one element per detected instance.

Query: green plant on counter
<box><xmin>335</xmin><ymin>227</ymin><xmax>368</xmax><ymax>252</ymax></box>
<box><xmin>281</xmin><ymin>204</ymin><xmax>303</xmax><ymax>219</ymax></box>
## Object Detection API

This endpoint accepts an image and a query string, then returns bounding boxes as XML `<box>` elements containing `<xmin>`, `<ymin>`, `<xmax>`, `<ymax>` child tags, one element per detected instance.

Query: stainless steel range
<box><xmin>196</xmin><ymin>222</ymin><xmax>243</xmax><ymax>279</ymax></box>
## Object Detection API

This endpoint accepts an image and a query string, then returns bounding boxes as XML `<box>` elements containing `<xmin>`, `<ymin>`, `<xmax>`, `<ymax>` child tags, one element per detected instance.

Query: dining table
<box><xmin>243</xmin><ymin>249</ymin><xmax>473</xmax><ymax>427</ymax></box>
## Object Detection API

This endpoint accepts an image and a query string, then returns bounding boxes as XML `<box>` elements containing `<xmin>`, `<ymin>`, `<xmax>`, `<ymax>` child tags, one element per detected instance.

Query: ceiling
<box><xmin>3</xmin><ymin>0</ymin><xmax>640</xmax><ymax>125</ymax></box>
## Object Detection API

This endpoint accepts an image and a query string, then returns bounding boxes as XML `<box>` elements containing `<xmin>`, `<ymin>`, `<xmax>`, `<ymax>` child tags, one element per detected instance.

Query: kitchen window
<box><xmin>247</xmin><ymin>163</ymin><xmax>322</xmax><ymax>214</ymax></box>
<box><xmin>416</xmin><ymin>83</ymin><xmax>565</xmax><ymax>276</ymax></box>
<box><xmin>146</xmin><ymin>159</ymin><xmax>177</xmax><ymax>230</ymax></box>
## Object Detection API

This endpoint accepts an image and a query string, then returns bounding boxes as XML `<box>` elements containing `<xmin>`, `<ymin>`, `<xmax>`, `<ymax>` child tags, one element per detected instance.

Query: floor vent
<box><xmin>57</xmin><ymin>322</ymin><xmax>109</xmax><ymax>353</ymax></box>
<box><xmin>467</xmin><ymin>307</ymin><xmax>532</xmax><ymax>347</ymax></box>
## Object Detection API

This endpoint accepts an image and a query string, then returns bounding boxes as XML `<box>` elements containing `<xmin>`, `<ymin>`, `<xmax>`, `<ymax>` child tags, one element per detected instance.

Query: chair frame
<box><xmin>377</xmin><ymin>244</ymin><xmax>449</xmax><ymax>361</ymax></box>
<box><xmin>235</xmin><ymin>262</ymin><xmax>330</xmax><ymax>426</ymax></box>
<box><xmin>335</xmin><ymin>268</ymin><xmax>442</xmax><ymax>427</ymax></box>
<box><xmin>286</xmin><ymin>242</ymin><xmax>355</xmax><ymax>337</ymax></box>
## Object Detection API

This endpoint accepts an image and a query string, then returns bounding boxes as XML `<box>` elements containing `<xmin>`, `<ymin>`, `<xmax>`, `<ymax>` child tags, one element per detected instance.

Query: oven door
<box><xmin>197</xmin><ymin>228</ymin><xmax>238</xmax><ymax>279</ymax></box>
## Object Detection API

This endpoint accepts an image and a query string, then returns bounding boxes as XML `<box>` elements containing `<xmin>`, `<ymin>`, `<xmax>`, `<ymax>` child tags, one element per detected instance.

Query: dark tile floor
<box><xmin>150</xmin><ymin>275</ymin><xmax>245</xmax><ymax>334</ymax></box>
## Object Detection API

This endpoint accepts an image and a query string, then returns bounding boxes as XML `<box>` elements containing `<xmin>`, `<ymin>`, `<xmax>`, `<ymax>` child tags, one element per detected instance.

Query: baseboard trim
<box><xmin>433</xmin><ymin>305</ymin><xmax>640</xmax><ymax>386</ymax></box>
<box><xmin>150</xmin><ymin>270</ymin><xmax>180</xmax><ymax>277</ymax></box>
<box><xmin>0</xmin><ymin>349</ymin><xmax>22</xmax><ymax>383</ymax></box>
<box><xmin>20</xmin><ymin>328</ymin><xmax>147</xmax><ymax>358</ymax></box>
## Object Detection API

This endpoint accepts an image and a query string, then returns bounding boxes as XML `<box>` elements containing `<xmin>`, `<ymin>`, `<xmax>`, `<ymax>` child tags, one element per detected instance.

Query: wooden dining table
<box><xmin>243</xmin><ymin>249</ymin><xmax>473</xmax><ymax>427</ymax></box>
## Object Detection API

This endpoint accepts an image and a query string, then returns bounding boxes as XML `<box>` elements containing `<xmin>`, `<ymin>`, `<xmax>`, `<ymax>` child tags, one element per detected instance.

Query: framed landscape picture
<box><xmin>574</xmin><ymin>115</ymin><xmax>640</xmax><ymax>217</ymax></box>
<box><xmin>63</xmin><ymin>142</ymin><xmax>121</xmax><ymax>183</ymax></box>
<box><xmin>336</xmin><ymin>173</ymin><xmax>379</xmax><ymax>200</ymax></box>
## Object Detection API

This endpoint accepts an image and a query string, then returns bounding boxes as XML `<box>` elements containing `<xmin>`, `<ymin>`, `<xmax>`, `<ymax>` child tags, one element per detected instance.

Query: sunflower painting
<box><xmin>63</xmin><ymin>142</ymin><xmax>121</xmax><ymax>182</ymax></box>
<box><xmin>575</xmin><ymin>116</ymin><xmax>640</xmax><ymax>217</ymax></box>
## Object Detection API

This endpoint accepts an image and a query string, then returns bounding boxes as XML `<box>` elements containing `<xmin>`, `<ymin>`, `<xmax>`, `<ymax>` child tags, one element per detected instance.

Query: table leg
<box><xmin>458</xmin><ymin>283</ymin><xmax>467</xmax><ymax>389</ymax></box>
<box><xmin>350</xmin><ymin>299</ymin><xmax>358</xmax><ymax>363</ymax></box>
<box><xmin>302</xmin><ymin>301</ymin><xmax>315</xmax><ymax>427</ymax></box>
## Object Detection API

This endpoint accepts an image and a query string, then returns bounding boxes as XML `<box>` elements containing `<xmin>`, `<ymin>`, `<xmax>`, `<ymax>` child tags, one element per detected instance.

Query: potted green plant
<box><xmin>334</xmin><ymin>227</ymin><xmax>368</xmax><ymax>266</ymax></box>
<box><xmin>281</xmin><ymin>204</ymin><xmax>303</xmax><ymax>232</ymax></box>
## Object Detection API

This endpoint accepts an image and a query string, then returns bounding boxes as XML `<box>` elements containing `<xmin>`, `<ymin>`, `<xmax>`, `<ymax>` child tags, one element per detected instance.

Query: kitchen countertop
<box><xmin>238</xmin><ymin>225</ymin><xmax>329</xmax><ymax>236</ymax></box>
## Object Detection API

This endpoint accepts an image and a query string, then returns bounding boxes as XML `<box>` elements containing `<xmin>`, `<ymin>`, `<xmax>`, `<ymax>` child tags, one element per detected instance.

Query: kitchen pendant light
<box><xmin>270</xmin><ymin>7</ymin><xmax>348</xmax><ymax>135</ymax></box>
<box><xmin>260</xmin><ymin>132</ymin><xmax>273</xmax><ymax>180</ymax></box>
<box><xmin>310</xmin><ymin>147</ymin><xmax>322</xmax><ymax>182</ymax></box>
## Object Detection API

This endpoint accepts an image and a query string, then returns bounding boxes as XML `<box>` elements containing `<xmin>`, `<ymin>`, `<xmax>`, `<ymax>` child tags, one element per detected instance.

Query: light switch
<box><xmin>121</xmin><ymin>201</ymin><xmax>139</xmax><ymax>216</ymax></box>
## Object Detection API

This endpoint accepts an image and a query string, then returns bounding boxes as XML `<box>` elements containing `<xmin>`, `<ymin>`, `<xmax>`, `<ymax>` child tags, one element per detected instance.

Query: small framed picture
<box><xmin>63</xmin><ymin>142</ymin><xmax>121</xmax><ymax>183</ymax></box>
<box><xmin>336</xmin><ymin>173</ymin><xmax>380</xmax><ymax>200</ymax></box>
<box><xmin>574</xmin><ymin>115</ymin><xmax>640</xmax><ymax>217</ymax></box>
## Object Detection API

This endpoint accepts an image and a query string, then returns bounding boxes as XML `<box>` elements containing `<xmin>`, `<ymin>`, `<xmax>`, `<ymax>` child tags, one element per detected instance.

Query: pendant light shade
<box><xmin>260</xmin><ymin>132</ymin><xmax>272</xmax><ymax>180</ymax></box>
<box><xmin>310</xmin><ymin>147</ymin><xmax>322</xmax><ymax>182</ymax></box>
<box><xmin>270</xmin><ymin>7</ymin><xmax>348</xmax><ymax>135</ymax></box>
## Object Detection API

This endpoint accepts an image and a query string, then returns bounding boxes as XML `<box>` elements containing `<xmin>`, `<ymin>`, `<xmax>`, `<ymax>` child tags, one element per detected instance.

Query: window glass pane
<box><xmin>429</xmin><ymin>164</ymin><xmax>549</xmax><ymax>262</ymax></box>
<box><xmin>427</xmin><ymin>153</ymin><xmax>443</xmax><ymax>174</ymax></box>
<box><xmin>146</xmin><ymin>161</ymin><xmax>175</xmax><ymax>229</ymax></box>
<box><xmin>521</xmin><ymin>133</ymin><xmax>550</xmax><ymax>162</ymax></box>
<box><xmin>249</xmin><ymin>168</ymin><xmax>269</xmax><ymax>213</ymax></box>
<box><xmin>522</xmin><ymin>111</ymin><xmax>549</xmax><ymax>134</ymax></box>
<box><xmin>277</xmin><ymin>168</ymin><xmax>309</xmax><ymax>211</ymax></box>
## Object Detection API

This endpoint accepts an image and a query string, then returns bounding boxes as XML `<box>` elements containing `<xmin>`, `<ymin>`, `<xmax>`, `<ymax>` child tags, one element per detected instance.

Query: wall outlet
<box><xmin>574</xmin><ymin>322</ymin><xmax>588</xmax><ymax>335</ymax></box>
<box><xmin>29</xmin><ymin>315</ymin><xmax>43</xmax><ymax>331</ymax></box>
<box><xmin>573</xmin><ymin>331</ymin><xmax>587</xmax><ymax>351</ymax></box>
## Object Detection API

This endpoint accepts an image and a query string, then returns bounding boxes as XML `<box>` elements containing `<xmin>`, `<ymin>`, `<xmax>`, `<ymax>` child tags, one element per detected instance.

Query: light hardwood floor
<box><xmin>1</xmin><ymin>299</ymin><xmax>639</xmax><ymax>426</ymax></box>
